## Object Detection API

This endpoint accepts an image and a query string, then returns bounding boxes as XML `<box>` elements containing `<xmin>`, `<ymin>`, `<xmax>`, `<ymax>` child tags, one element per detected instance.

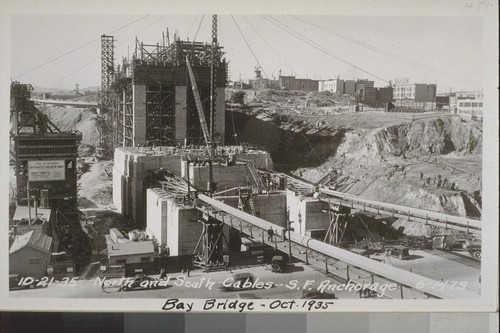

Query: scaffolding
<box><xmin>111</xmin><ymin>35</ymin><xmax>227</xmax><ymax>148</ymax></box>
<box><xmin>101</xmin><ymin>35</ymin><xmax>115</xmax><ymax>111</ymax></box>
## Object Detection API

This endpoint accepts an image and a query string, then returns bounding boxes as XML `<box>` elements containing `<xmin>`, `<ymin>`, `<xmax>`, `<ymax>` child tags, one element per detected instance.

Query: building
<box><xmin>112</xmin><ymin>38</ymin><xmax>227</xmax><ymax>148</ymax></box>
<box><xmin>456</xmin><ymin>91</ymin><xmax>483</xmax><ymax>100</ymax></box>
<box><xmin>393</xmin><ymin>83</ymin><xmax>437</xmax><ymax>111</ymax></box>
<box><xmin>360</xmin><ymin>87</ymin><xmax>394</xmax><ymax>107</ymax></box>
<box><xmin>9</xmin><ymin>230</ymin><xmax>52</xmax><ymax>278</ymax></box>
<box><xmin>394</xmin><ymin>83</ymin><xmax>436</xmax><ymax>102</ymax></box>
<box><xmin>457</xmin><ymin>99</ymin><xmax>483</xmax><ymax>119</ymax></box>
<box><xmin>355</xmin><ymin>79</ymin><xmax>374</xmax><ymax>94</ymax></box>
<box><xmin>278</xmin><ymin>75</ymin><xmax>319</xmax><ymax>91</ymax></box>
<box><xmin>451</xmin><ymin>91</ymin><xmax>483</xmax><ymax>119</ymax></box>
<box><xmin>318</xmin><ymin>79</ymin><xmax>344</xmax><ymax>94</ymax></box>
<box><xmin>435</xmin><ymin>95</ymin><xmax>450</xmax><ymax>111</ymax></box>
<box><xmin>105</xmin><ymin>228</ymin><xmax>155</xmax><ymax>276</ymax></box>
<box><xmin>344</xmin><ymin>80</ymin><xmax>356</xmax><ymax>96</ymax></box>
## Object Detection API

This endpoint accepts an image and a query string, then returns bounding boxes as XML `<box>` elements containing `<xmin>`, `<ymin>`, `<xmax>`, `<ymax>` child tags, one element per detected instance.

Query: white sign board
<box><xmin>28</xmin><ymin>160</ymin><xmax>65</xmax><ymax>181</ymax></box>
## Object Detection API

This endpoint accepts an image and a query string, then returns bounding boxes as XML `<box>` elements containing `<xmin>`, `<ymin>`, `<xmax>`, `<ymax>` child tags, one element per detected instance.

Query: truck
<box><xmin>432</xmin><ymin>233</ymin><xmax>477</xmax><ymax>251</ymax></box>
<box><xmin>385</xmin><ymin>245</ymin><xmax>410</xmax><ymax>260</ymax></box>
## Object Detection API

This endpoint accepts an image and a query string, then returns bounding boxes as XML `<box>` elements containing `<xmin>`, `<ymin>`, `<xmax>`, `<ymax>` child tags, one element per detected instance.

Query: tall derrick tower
<box><xmin>10</xmin><ymin>81</ymin><xmax>89</xmax><ymax>267</ymax></box>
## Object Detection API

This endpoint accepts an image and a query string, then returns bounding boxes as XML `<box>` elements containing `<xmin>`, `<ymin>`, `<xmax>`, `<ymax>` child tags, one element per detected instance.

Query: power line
<box><xmin>242</xmin><ymin>15</ymin><xmax>297</xmax><ymax>77</ymax></box>
<box><xmin>291</xmin><ymin>16</ymin><xmax>481</xmax><ymax>89</ymax></box>
<box><xmin>261</xmin><ymin>16</ymin><xmax>389</xmax><ymax>84</ymax></box>
<box><xmin>14</xmin><ymin>15</ymin><xmax>151</xmax><ymax>80</ymax></box>
<box><xmin>231</xmin><ymin>15</ymin><xmax>269</xmax><ymax>79</ymax></box>
<box><xmin>48</xmin><ymin>16</ymin><xmax>167</xmax><ymax>88</ymax></box>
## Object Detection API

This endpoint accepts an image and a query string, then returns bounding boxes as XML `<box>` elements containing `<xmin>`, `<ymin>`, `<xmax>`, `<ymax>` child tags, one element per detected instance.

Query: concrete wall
<box><xmin>113</xmin><ymin>147</ymin><xmax>183</xmax><ymax>225</ymax></box>
<box><xmin>232</xmin><ymin>150</ymin><xmax>274</xmax><ymax>170</ymax></box>
<box><xmin>286</xmin><ymin>190</ymin><xmax>330</xmax><ymax>236</ymax></box>
<box><xmin>175</xmin><ymin>86</ymin><xmax>187</xmax><ymax>142</ymax></box>
<box><xmin>218</xmin><ymin>193</ymin><xmax>287</xmax><ymax>228</ymax></box>
<box><xmin>133</xmin><ymin>84</ymin><xmax>146</xmax><ymax>146</ymax></box>
<box><xmin>146</xmin><ymin>189</ymin><xmax>168</xmax><ymax>246</ymax></box>
<box><xmin>166</xmin><ymin>199</ymin><xmax>202</xmax><ymax>257</ymax></box>
<box><xmin>9</xmin><ymin>247</ymin><xmax>50</xmax><ymax>278</ymax></box>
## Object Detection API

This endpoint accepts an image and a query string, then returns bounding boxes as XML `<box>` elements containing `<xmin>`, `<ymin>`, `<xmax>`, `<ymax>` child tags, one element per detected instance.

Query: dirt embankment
<box><xmin>38</xmin><ymin>105</ymin><xmax>100</xmax><ymax>146</ymax></box>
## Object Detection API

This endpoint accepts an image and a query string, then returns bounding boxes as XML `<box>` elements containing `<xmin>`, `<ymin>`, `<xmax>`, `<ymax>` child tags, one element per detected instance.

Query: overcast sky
<box><xmin>9</xmin><ymin>14</ymin><xmax>484</xmax><ymax>93</ymax></box>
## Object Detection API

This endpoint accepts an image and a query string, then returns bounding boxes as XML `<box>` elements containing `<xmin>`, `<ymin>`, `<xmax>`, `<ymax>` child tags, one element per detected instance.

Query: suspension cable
<box><xmin>231</xmin><ymin>15</ymin><xmax>269</xmax><ymax>79</ymax></box>
<box><xmin>14</xmin><ymin>15</ymin><xmax>151</xmax><ymax>79</ymax></box>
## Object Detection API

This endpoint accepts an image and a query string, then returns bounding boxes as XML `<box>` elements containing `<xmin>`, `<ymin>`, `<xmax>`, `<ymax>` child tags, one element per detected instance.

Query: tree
<box><xmin>232</xmin><ymin>91</ymin><xmax>246</xmax><ymax>107</ymax></box>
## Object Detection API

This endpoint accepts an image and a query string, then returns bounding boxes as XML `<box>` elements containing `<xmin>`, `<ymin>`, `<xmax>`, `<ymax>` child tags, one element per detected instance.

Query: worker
<box><xmin>437</xmin><ymin>179</ymin><xmax>442</xmax><ymax>188</ymax></box>
<box><xmin>267</xmin><ymin>227</ymin><xmax>274</xmax><ymax>241</ymax></box>
<box><xmin>426</xmin><ymin>177</ymin><xmax>431</xmax><ymax>185</ymax></box>
<box><xmin>420</xmin><ymin>171</ymin><xmax>423</xmax><ymax>180</ymax></box>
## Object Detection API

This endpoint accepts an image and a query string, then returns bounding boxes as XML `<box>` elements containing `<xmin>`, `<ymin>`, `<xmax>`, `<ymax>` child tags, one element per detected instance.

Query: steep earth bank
<box><xmin>226</xmin><ymin>110</ymin><xmax>482</xmax><ymax>219</ymax></box>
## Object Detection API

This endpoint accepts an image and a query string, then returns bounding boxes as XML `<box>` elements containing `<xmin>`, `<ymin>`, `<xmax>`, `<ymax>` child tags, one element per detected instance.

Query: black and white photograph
<box><xmin>1</xmin><ymin>0</ymin><xmax>498</xmax><ymax>314</ymax></box>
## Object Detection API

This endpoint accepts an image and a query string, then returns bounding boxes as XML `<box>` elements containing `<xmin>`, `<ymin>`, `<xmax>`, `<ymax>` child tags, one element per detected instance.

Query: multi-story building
<box><xmin>393</xmin><ymin>83</ymin><xmax>437</xmax><ymax>111</ymax></box>
<box><xmin>457</xmin><ymin>99</ymin><xmax>483</xmax><ymax>119</ymax></box>
<box><xmin>448</xmin><ymin>91</ymin><xmax>483</xmax><ymax>119</ymax></box>
<box><xmin>344</xmin><ymin>80</ymin><xmax>356</xmax><ymax>96</ymax></box>
<box><xmin>318</xmin><ymin>79</ymin><xmax>344</xmax><ymax>94</ymax></box>
<box><xmin>278</xmin><ymin>75</ymin><xmax>319</xmax><ymax>91</ymax></box>
<box><xmin>394</xmin><ymin>83</ymin><xmax>437</xmax><ymax>102</ymax></box>
<box><xmin>360</xmin><ymin>86</ymin><xmax>394</xmax><ymax>107</ymax></box>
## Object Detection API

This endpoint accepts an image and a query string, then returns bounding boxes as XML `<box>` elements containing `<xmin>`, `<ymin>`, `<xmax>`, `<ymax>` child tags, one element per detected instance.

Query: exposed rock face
<box><xmin>338</xmin><ymin>116</ymin><xmax>482</xmax><ymax>161</ymax></box>
<box><xmin>316</xmin><ymin>117</ymin><xmax>482</xmax><ymax>218</ymax></box>
<box><xmin>378</xmin><ymin>117</ymin><xmax>482</xmax><ymax>156</ymax></box>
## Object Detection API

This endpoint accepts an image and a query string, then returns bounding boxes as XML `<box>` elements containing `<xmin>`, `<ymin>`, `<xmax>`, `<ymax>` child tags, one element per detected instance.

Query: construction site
<box><xmin>8</xmin><ymin>15</ymin><xmax>484</xmax><ymax>300</ymax></box>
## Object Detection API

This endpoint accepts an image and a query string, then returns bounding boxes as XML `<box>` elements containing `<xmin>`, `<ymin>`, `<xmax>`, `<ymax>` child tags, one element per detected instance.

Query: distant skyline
<box><xmin>10</xmin><ymin>14</ymin><xmax>483</xmax><ymax>93</ymax></box>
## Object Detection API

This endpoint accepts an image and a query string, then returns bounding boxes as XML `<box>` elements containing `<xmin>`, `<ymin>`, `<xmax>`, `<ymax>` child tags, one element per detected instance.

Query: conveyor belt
<box><xmin>320</xmin><ymin>188</ymin><xmax>481</xmax><ymax>234</ymax></box>
<box><xmin>197</xmin><ymin>194</ymin><xmax>478</xmax><ymax>299</ymax></box>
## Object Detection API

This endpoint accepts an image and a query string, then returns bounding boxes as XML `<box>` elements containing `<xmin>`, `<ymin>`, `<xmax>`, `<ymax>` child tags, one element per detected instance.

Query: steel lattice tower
<box><xmin>101</xmin><ymin>35</ymin><xmax>114</xmax><ymax>111</ymax></box>
<box><xmin>210</xmin><ymin>15</ymin><xmax>218</xmax><ymax>141</ymax></box>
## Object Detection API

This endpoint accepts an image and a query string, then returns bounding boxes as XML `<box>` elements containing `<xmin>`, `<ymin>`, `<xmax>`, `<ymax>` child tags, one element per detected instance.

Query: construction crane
<box><xmin>185</xmin><ymin>14</ymin><xmax>219</xmax><ymax>159</ymax></box>
<box><xmin>186</xmin><ymin>56</ymin><xmax>213</xmax><ymax>157</ymax></box>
